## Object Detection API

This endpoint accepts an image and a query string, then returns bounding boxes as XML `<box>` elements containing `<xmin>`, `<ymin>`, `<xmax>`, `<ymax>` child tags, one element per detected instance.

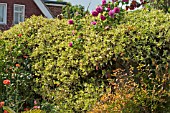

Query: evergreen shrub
<box><xmin>0</xmin><ymin>9</ymin><xmax>169</xmax><ymax>112</ymax></box>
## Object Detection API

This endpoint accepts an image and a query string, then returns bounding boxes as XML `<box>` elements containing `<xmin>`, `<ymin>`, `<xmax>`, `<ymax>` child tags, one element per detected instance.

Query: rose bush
<box><xmin>0</xmin><ymin>34</ymin><xmax>39</xmax><ymax>112</ymax></box>
<box><xmin>90</xmin><ymin>0</ymin><xmax>128</xmax><ymax>31</ymax></box>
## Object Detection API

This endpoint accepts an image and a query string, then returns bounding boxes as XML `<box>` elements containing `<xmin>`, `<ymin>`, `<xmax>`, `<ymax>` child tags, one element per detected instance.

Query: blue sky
<box><xmin>64</xmin><ymin>0</ymin><xmax>112</xmax><ymax>11</ymax></box>
<box><xmin>64</xmin><ymin>0</ymin><xmax>141</xmax><ymax>11</ymax></box>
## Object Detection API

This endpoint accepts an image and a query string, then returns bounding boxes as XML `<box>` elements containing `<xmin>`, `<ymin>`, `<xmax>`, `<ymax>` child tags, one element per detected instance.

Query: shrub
<box><xmin>0</xmin><ymin>8</ymin><xmax>170</xmax><ymax>112</ymax></box>
<box><xmin>0</xmin><ymin>18</ymin><xmax>45</xmax><ymax>112</ymax></box>
<box><xmin>0</xmin><ymin>16</ymin><xmax>106</xmax><ymax>112</ymax></box>
<box><xmin>148</xmin><ymin>0</ymin><xmax>170</xmax><ymax>13</ymax></box>
<box><xmin>89</xmin><ymin>67</ymin><xmax>170</xmax><ymax>113</ymax></box>
<box><xmin>90</xmin><ymin>0</ymin><xmax>128</xmax><ymax>31</ymax></box>
<box><xmin>89</xmin><ymin>9</ymin><xmax>170</xmax><ymax>113</ymax></box>
<box><xmin>62</xmin><ymin>3</ymin><xmax>87</xmax><ymax>19</ymax></box>
<box><xmin>22</xmin><ymin>109</ymin><xmax>45</xmax><ymax>113</ymax></box>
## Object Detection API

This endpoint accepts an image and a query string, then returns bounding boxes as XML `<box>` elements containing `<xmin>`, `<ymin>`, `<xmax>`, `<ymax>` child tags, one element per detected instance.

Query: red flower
<box><xmin>102</xmin><ymin>0</ymin><xmax>106</xmax><ymax>5</ymax></box>
<box><xmin>68</xmin><ymin>19</ymin><xmax>74</xmax><ymax>25</ymax></box>
<box><xmin>33</xmin><ymin>106</ymin><xmax>40</xmax><ymax>109</ymax></box>
<box><xmin>122</xmin><ymin>0</ymin><xmax>129</xmax><ymax>2</ymax></box>
<box><xmin>23</xmin><ymin>55</ymin><xmax>28</xmax><ymax>59</ymax></box>
<box><xmin>3</xmin><ymin>79</ymin><xmax>10</xmax><ymax>85</ymax></box>
<box><xmin>100</xmin><ymin>15</ymin><xmax>106</xmax><ymax>21</ymax></box>
<box><xmin>113</xmin><ymin>7</ymin><xmax>120</xmax><ymax>13</ymax></box>
<box><xmin>91</xmin><ymin>10</ymin><xmax>99</xmax><ymax>17</ymax></box>
<box><xmin>18</xmin><ymin>34</ymin><xmax>22</xmax><ymax>37</ymax></box>
<box><xmin>0</xmin><ymin>101</ymin><xmax>5</xmax><ymax>108</ymax></box>
<box><xmin>96</xmin><ymin>6</ymin><xmax>103</xmax><ymax>13</ymax></box>
<box><xmin>15</xmin><ymin>64</ymin><xmax>20</xmax><ymax>67</ymax></box>
<box><xmin>69</xmin><ymin>42</ymin><xmax>73</xmax><ymax>47</ymax></box>
<box><xmin>109</xmin><ymin>10</ymin><xmax>115</xmax><ymax>18</ymax></box>
<box><xmin>24</xmin><ymin>108</ymin><xmax>30</xmax><ymax>111</ymax></box>
<box><xmin>4</xmin><ymin>110</ymin><xmax>9</xmax><ymax>113</ymax></box>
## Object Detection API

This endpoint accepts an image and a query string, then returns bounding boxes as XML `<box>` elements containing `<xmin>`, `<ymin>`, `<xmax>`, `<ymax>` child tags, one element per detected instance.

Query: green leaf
<box><xmin>3</xmin><ymin>106</ymin><xmax>16</xmax><ymax>113</ymax></box>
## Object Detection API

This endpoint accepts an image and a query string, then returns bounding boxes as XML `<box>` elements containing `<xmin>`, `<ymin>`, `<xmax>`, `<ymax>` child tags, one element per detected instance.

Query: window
<box><xmin>14</xmin><ymin>4</ymin><xmax>25</xmax><ymax>24</ymax></box>
<box><xmin>0</xmin><ymin>3</ymin><xmax>7</xmax><ymax>24</ymax></box>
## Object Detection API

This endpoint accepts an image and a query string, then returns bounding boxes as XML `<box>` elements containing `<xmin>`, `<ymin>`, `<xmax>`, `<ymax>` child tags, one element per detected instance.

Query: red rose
<box><xmin>15</xmin><ymin>64</ymin><xmax>20</xmax><ymax>67</ymax></box>
<box><xmin>0</xmin><ymin>101</ymin><xmax>5</xmax><ymax>108</ymax></box>
<box><xmin>3</xmin><ymin>79</ymin><xmax>10</xmax><ymax>85</ymax></box>
<box><xmin>18</xmin><ymin>34</ymin><xmax>22</xmax><ymax>37</ymax></box>
<box><xmin>4</xmin><ymin>110</ymin><xmax>9</xmax><ymax>113</ymax></box>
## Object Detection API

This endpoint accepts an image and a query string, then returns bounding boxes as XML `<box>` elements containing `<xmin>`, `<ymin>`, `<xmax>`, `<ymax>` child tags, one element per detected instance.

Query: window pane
<box><xmin>14</xmin><ymin>5</ymin><xmax>25</xmax><ymax>24</ymax></box>
<box><xmin>0</xmin><ymin>5</ymin><xmax>4</xmax><ymax>22</ymax></box>
<box><xmin>19</xmin><ymin>13</ymin><xmax>23</xmax><ymax>22</ymax></box>
<box><xmin>14</xmin><ymin>12</ymin><xmax>19</xmax><ymax>24</ymax></box>
<box><xmin>15</xmin><ymin>6</ymin><xmax>23</xmax><ymax>12</ymax></box>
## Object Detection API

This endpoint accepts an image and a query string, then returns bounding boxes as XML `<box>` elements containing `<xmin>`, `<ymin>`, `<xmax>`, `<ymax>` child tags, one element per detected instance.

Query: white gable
<box><xmin>33</xmin><ymin>0</ymin><xmax>53</xmax><ymax>19</ymax></box>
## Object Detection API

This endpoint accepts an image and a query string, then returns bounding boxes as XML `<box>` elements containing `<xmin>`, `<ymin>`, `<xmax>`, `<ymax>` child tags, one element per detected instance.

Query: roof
<box><xmin>33</xmin><ymin>0</ymin><xmax>53</xmax><ymax>18</ymax></box>
<box><xmin>43</xmin><ymin>0</ymin><xmax>67</xmax><ymax>5</ymax></box>
<box><xmin>33</xmin><ymin>0</ymin><xmax>67</xmax><ymax>19</ymax></box>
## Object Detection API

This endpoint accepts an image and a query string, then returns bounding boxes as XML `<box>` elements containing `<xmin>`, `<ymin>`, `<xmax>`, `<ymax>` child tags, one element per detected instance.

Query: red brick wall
<box><xmin>46</xmin><ymin>5</ymin><xmax>63</xmax><ymax>18</ymax></box>
<box><xmin>0</xmin><ymin>0</ymin><xmax>43</xmax><ymax>31</ymax></box>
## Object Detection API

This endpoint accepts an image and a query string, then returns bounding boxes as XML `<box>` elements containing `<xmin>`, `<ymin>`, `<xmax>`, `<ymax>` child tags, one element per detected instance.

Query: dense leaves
<box><xmin>0</xmin><ymin>9</ymin><xmax>170</xmax><ymax>112</ymax></box>
<box><xmin>148</xmin><ymin>0</ymin><xmax>170</xmax><ymax>13</ymax></box>
<box><xmin>62</xmin><ymin>3</ymin><xmax>87</xmax><ymax>19</ymax></box>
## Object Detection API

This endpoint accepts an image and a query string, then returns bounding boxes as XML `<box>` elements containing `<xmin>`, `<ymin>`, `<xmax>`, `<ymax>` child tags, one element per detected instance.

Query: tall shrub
<box><xmin>0</xmin><ymin>8</ymin><xmax>169</xmax><ymax>112</ymax></box>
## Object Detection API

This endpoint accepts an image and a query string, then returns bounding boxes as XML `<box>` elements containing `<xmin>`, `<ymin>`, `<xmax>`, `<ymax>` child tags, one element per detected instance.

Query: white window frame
<box><xmin>0</xmin><ymin>3</ymin><xmax>7</xmax><ymax>25</ymax></box>
<box><xmin>13</xmin><ymin>4</ymin><xmax>25</xmax><ymax>24</ymax></box>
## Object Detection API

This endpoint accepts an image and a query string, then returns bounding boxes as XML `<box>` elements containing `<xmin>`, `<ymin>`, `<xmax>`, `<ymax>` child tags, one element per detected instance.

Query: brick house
<box><xmin>0</xmin><ymin>0</ymin><xmax>67</xmax><ymax>30</ymax></box>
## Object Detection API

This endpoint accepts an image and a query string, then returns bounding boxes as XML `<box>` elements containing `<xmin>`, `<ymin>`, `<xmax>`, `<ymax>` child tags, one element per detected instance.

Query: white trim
<box><xmin>13</xmin><ymin>4</ymin><xmax>25</xmax><ymax>24</ymax></box>
<box><xmin>0</xmin><ymin>3</ymin><xmax>7</xmax><ymax>25</ymax></box>
<box><xmin>45</xmin><ymin>3</ymin><xmax>66</xmax><ymax>7</ymax></box>
<box><xmin>33</xmin><ymin>0</ymin><xmax>53</xmax><ymax>19</ymax></box>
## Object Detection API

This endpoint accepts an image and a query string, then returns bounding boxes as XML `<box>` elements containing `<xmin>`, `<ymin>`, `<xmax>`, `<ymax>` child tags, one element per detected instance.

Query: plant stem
<box><xmin>15</xmin><ymin>75</ymin><xmax>19</xmax><ymax>113</ymax></box>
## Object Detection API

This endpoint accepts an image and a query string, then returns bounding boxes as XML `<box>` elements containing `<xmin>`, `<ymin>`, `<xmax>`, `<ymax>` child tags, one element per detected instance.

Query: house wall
<box><xmin>0</xmin><ymin>0</ymin><xmax>44</xmax><ymax>31</ymax></box>
<box><xmin>46</xmin><ymin>5</ymin><xmax>63</xmax><ymax>17</ymax></box>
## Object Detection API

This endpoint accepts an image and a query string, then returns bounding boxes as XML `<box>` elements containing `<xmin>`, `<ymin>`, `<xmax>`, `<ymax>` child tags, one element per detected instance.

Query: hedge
<box><xmin>0</xmin><ymin>9</ymin><xmax>170</xmax><ymax>112</ymax></box>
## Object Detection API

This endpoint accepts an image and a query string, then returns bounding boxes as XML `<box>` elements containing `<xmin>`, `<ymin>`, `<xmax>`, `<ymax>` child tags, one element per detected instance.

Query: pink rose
<box><xmin>122</xmin><ymin>0</ymin><xmax>129</xmax><ymax>2</ymax></box>
<box><xmin>102</xmin><ymin>0</ymin><xmax>106</xmax><ymax>5</ymax></box>
<box><xmin>113</xmin><ymin>7</ymin><xmax>120</xmax><ymax>13</ymax></box>
<box><xmin>68</xmin><ymin>19</ymin><xmax>74</xmax><ymax>24</ymax></box>
<box><xmin>69</xmin><ymin>42</ymin><xmax>73</xmax><ymax>47</ymax></box>
<box><xmin>91</xmin><ymin>10</ymin><xmax>99</xmax><ymax>17</ymax></box>
<box><xmin>109</xmin><ymin>10</ymin><xmax>115</xmax><ymax>18</ymax></box>
<box><xmin>96</xmin><ymin>6</ymin><xmax>103</xmax><ymax>13</ymax></box>
<box><xmin>100</xmin><ymin>15</ymin><xmax>106</xmax><ymax>21</ymax></box>
<box><xmin>91</xmin><ymin>21</ymin><xmax>97</xmax><ymax>25</ymax></box>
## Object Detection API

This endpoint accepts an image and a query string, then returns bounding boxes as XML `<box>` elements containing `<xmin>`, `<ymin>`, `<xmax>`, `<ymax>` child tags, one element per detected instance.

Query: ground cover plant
<box><xmin>0</xmin><ymin>0</ymin><xmax>170</xmax><ymax>113</ymax></box>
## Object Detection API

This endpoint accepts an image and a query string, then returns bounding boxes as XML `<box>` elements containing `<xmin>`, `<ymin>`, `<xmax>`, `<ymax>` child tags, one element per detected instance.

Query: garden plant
<box><xmin>0</xmin><ymin>0</ymin><xmax>170</xmax><ymax>113</ymax></box>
